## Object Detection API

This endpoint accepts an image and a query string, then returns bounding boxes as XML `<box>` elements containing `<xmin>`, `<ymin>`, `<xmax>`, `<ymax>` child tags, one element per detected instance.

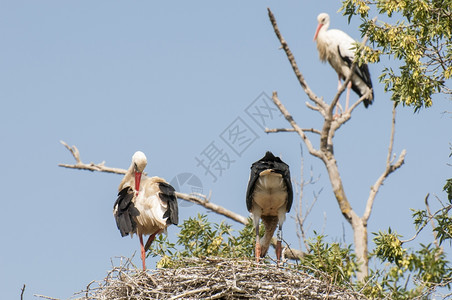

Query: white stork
<box><xmin>314</xmin><ymin>12</ymin><xmax>373</xmax><ymax>112</ymax></box>
<box><xmin>246</xmin><ymin>151</ymin><xmax>293</xmax><ymax>263</ymax></box>
<box><xmin>113</xmin><ymin>151</ymin><xmax>178</xmax><ymax>270</ymax></box>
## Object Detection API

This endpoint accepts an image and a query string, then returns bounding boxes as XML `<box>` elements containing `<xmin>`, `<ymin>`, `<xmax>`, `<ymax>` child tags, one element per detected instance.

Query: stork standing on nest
<box><xmin>113</xmin><ymin>151</ymin><xmax>178</xmax><ymax>270</ymax></box>
<box><xmin>246</xmin><ymin>151</ymin><xmax>293</xmax><ymax>263</ymax></box>
<box><xmin>314</xmin><ymin>12</ymin><xmax>373</xmax><ymax>113</ymax></box>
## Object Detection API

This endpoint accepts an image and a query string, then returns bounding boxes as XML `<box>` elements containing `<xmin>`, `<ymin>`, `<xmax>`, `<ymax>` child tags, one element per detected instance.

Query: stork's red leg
<box><xmin>276</xmin><ymin>240</ymin><xmax>282</xmax><ymax>265</ymax></box>
<box><xmin>255</xmin><ymin>239</ymin><xmax>261</xmax><ymax>262</ymax></box>
<box><xmin>255</xmin><ymin>226</ymin><xmax>261</xmax><ymax>262</ymax></box>
<box><xmin>276</xmin><ymin>227</ymin><xmax>283</xmax><ymax>266</ymax></box>
<box><xmin>139</xmin><ymin>234</ymin><xmax>146</xmax><ymax>270</ymax></box>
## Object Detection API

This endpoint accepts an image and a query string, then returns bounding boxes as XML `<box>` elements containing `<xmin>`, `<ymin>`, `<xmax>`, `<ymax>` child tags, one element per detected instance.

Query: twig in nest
<box><xmin>74</xmin><ymin>257</ymin><xmax>367</xmax><ymax>300</ymax></box>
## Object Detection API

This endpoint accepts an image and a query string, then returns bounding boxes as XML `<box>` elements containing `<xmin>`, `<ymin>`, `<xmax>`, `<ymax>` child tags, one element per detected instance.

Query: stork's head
<box><xmin>314</xmin><ymin>13</ymin><xmax>330</xmax><ymax>41</ymax></box>
<box><xmin>132</xmin><ymin>151</ymin><xmax>147</xmax><ymax>194</ymax></box>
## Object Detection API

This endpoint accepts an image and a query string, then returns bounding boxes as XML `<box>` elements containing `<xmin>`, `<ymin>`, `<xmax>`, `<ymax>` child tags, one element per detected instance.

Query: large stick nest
<box><xmin>73</xmin><ymin>257</ymin><xmax>367</xmax><ymax>299</ymax></box>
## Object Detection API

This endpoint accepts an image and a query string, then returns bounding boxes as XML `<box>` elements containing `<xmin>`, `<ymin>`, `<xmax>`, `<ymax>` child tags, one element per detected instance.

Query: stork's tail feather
<box><xmin>113</xmin><ymin>187</ymin><xmax>140</xmax><ymax>237</ymax></box>
<box><xmin>364</xmin><ymin>88</ymin><xmax>374</xmax><ymax>108</ymax></box>
<box><xmin>350</xmin><ymin>83</ymin><xmax>374</xmax><ymax>108</ymax></box>
<box><xmin>158</xmin><ymin>182</ymin><xmax>179</xmax><ymax>225</ymax></box>
<box><xmin>260</xmin><ymin>215</ymin><xmax>279</xmax><ymax>257</ymax></box>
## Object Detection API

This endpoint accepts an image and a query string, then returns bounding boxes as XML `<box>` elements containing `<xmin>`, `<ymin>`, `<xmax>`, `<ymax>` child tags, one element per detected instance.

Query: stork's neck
<box><xmin>315</xmin><ymin>24</ymin><xmax>330</xmax><ymax>63</ymax></box>
<box><xmin>118</xmin><ymin>162</ymin><xmax>135</xmax><ymax>191</ymax></box>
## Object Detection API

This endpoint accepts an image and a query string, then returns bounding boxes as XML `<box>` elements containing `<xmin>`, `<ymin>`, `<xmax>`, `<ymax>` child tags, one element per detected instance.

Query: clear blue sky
<box><xmin>1</xmin><ymin>1</ymin><xmax>450</xmax><ymax>298</ymax></box>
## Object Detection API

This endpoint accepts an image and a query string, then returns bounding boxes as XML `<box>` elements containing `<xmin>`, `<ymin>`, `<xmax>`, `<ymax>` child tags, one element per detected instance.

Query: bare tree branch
<box><xmin>294</xmin><ymin>146</ymin><xmax>309</xmax><ymax>250</ymax></box>
<box><xmin>330</xmin><ymin>89</ymin><xmax>373</xmax><ymax>136</ymax></box>
<box><xmin>20</xmin><ymin>284</ymin><xmax>26</xmax><ymax>300</ymax></box>
<box><xmin>58</xmin><ymin>141</ymin><xmax>129</xmax><ymax>175</ymax></box>
<box><xmin>292</xmin><ymin>145</ymin><xmax>323</xmax><ymax>251</ymax></box>
<box><xmin>424</xmin><ymin>194</ymin><xmax>440</xmax><ymax>248</ymax></box>
<box><xmin>267</xmin><ymin>7</ymin><xmax>326</xmax><ymax>113</ymax></box>
<box><xmin>175</xmin><ymin>192</ymin><xmax>249</xmax><ymax>225</ymax></box>
<box><xmin>265</xmin><ymin>128</ymin><xmax>296</xmax><ymax>133</ymax></box>
<box><xmin>386</xmin><ymin>103</ymin><xmax>397</xmax><ymax>166</ymax></box>
<box><xmin>34</xmin><ymin>295</ymin><xmax>60</xmax><ymax>300</ymax></box>
<box><xmin>265</xmin><ymin>128</ymin><xmax>321</xmax><ymax>135</ymax></box>
<box><xmin>271</xmin><ymin>92</ymin><xmax>323</xmax><ymax>160</ymax></box>
<box><xmin>363</xmin><ymin>106</ymin><xmax>406</xmax><ymax>223</ymax></box>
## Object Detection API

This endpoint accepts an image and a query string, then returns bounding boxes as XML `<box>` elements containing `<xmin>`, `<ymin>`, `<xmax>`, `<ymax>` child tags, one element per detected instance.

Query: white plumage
<box><xmin>113</xmin><ymin>151</ymin><xmax>178</xmax><ymax>270</ymax></box>
<box><xmin>252</xmin><ymin>170</ymin><xmax>288</xmax><ymax>223</ymax></box>
<box><xmin>133</xmin><ymin>176</ymin><xmax>172</xmax><ymax>236</ymax></box>
<box><xmin>314</xmin><ymin>12</ymin><xmax>373</xmax><ymax>110</ymax></box>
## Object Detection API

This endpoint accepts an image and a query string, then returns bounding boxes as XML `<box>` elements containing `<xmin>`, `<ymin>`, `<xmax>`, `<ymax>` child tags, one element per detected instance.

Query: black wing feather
<box><xmin>246</xmin><ymin>151</ymin><xmax>293</xmax><ymax>212</ymax></box>
<box><xmin>337</xmin><ymin>45</ymin><xmax>374</xmax><ymax>107</ymax></box>
<box><xmin>337</xmin><ymin>45</ymin><xmax>372</xmax><ymax>86</ymax></box>
<box><xmin>338</xmin><ymin>46</ymin><xmax>353</xmax><ymax>69</ymax></box>
<box><xmin>282</xmin><ymin>165</ymin><xmax>293</xmax><ymax>212</ymax></box>
<box><xmin>246</xmin><ymin>162</ymin><xmax>261</xmax><ymax>211</ymax></box>
<box><xmin>158</xmin><ymin>182</ymin><xmax>179</xmax><ymax>225</ymax></box>
<box><xmin>113</xmin><ymin>187</ymin><xmax>140</xmax><ymax>237</ymax></box>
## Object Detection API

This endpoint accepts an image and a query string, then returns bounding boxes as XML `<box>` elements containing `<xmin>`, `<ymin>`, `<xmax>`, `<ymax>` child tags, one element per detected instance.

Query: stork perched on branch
<box><xmin>246</xmin><ymin>151</ymin><xmax>293</xmax><ymax>263</ymax></box>
<box><xmin>314</xmin><ymin>12</ymin><xmax>373</xmax><ymax>112</ymax></box>
<box><xmin>113</xmin><ymin>151</ymin><xmax>178</xmax><ymax>270</ymax></box>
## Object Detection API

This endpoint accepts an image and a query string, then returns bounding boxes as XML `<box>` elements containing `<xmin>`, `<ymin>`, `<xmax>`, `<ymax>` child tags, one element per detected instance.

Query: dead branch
<box><xmin>175</xmin><ymin>192</ymin><xmax>248</xmax><ymax>225</ymax></box>
<box><xmin>425</xmin><ymin>194</ymin><xmax>440</xmax><ymax>248</ymax></box>
<box><xmin>271</xmin><ymin>92</ymin><xmax>323</xmax><ymax>159</ymax></box>
<box><xmin>265</xmin><ymin>127</ymin><xmax>321</xmax><ymax>135</ymax></box>
<box><xmin>58</xmin><ymin>141</ymin><xmax>130</xmax><ymax>175</ymax></box>
<box><xmin>293</xmin><ymin>145</ymin><xmax>323</xmax><ymax>251</ymax></box>
<box><xmin>363</xmin><ymin>105</ymin><xmax>406</xmax><ymax>223</ymax></box>
<box><xmin>387</xmin><ymin>103</ymin><xmax>397</xmax><ymax>166</ymax></box>
<box><xmin>34</xmin><ymin>295</ymin><xmax>60</xmax><ymax>300</ymax></box>
<box><xmin>267</xmin><ymin>7</ymin><xmax>326</xmax><ymax>113</ymax></box>
<box><xmin>330</xmin><ymin>89</ymin><xmax>372</xmax><ymax>136</ymax></box>
<box><xmin>20</xmin><ymin>284</ymin><xmax>26</xmax><ymax>300</ymax></box>
<box><xmin>294</xmin><ymin>146</ymin><xmax>309</xmax><ymax>250</ymax></box>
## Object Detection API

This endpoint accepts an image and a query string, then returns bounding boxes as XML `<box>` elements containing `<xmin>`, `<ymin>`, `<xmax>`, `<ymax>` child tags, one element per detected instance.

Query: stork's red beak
<box><xmin>135</xmin><ymin>171</ymin><xmax>142</xmax><ymax>196</ymax></box>
<box><xmin>313</xmin><ymin>23</ymin><xmax>323</xmax><ymax>41</ymax></box>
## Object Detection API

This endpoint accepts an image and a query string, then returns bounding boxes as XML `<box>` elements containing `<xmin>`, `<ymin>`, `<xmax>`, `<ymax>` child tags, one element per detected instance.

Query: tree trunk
<box><xmin>352</xmin><ymin>216</ymin><xmax>368</xmax><ymax>281</ymax></box>
<box><xmin>324</xmin><ymin>156</ymin><xmax>368</xmax><ymax>281</ymax></box>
